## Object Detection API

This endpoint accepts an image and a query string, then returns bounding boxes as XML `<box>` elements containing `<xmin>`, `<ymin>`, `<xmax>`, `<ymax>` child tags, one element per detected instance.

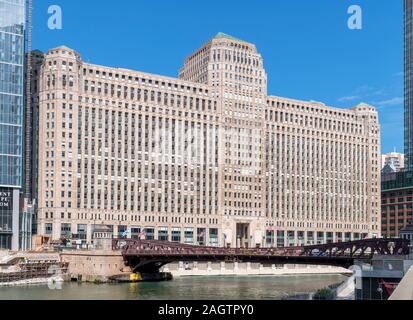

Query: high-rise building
<box><xmin>382</xmin><ymin>151</ymin><xmax>405</xmax><ymax>172</ymax></box>
<box><xmin>380</xmin><ymin>0</ymin><xmax>413</xmax><ymax>241</ymax></box>
<box><xmin>0</xmin><ymin>0</ymin><xmax>26</xmax><ymax>250</ymax></box>
<box><xmin>405</xmin><ymin>0</ymin><xmax>413</xmax><ymax>170</ymax></box>
<box><xmin>31</xmin><ymin>33</ymin><xmax>381</xmax><ymax>248</ymax></box>
<box><xmin>23</xmin><ymin>49</ymin><xmax>43</xmax><ymax>249</ymax></box>
<box><xmin>381</xmin><ymin>172</ymin><xmax>413</xmax><ymax>238</ymax></box>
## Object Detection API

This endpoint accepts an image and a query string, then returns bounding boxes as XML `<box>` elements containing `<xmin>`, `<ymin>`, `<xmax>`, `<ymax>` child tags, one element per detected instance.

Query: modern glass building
<box><xmin>379</xmin><ymin>0</ymin><xmax>413</xmax><ymax>240</ymax></box>
<box><xmin>0</xmin><ymin>0</ymin><xmax>25</xmax><ymax>249</ymax></box>
<box><xmin>405</xmin><ymin>0</ymin><xmax>413</xmax><ymax>170</ymax></box>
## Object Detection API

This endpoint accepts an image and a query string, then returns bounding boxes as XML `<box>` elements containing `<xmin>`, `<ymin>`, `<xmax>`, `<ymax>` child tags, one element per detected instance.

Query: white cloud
<box><xmin>354</xmin><ymin>85</ymin><xmax>374</xmax><ymax>94</ymax></box>
<box><xmin>338</xmin><ymin>95</ymin><xmax>359</xmax><ymax>102</ymax></box>
<box><xmin>338</xmin><ymin>85</ymin><xmax>384</xmax><ymax>104</ymax></box>
<box><xmin>375</xmin><ymin>97</ymin><xmax>403</xmax><ymax>107</ymax></box>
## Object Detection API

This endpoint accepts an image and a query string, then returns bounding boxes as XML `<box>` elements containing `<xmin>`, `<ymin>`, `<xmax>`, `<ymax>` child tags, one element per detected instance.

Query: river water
<box><xmin>0</xmin><ymin>274</ymin><xmax>348</xmax><ymax>300</ymax></box>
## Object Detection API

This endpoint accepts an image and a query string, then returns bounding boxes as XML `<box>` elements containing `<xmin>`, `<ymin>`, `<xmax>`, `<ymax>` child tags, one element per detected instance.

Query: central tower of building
<box><xmin>180</xmin><ymin>33</ymin><xmax>268</xmax><ymax>247</ymax></box>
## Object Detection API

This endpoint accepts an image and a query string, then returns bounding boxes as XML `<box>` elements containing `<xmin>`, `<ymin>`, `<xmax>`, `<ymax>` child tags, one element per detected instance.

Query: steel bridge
<box><xmin>113</xmin><ymin>238</ymin><xmax>410</xmax><ymax>274</ymax></box>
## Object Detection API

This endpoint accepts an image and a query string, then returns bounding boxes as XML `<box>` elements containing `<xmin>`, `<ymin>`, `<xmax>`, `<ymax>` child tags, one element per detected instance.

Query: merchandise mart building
<box><xmin>31</xmin><ymin>33</ymin><xmax>381</xmax><ymax>248</ymax></box>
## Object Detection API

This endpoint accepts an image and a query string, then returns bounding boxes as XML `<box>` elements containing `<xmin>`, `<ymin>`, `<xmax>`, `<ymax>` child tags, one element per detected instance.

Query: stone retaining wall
<box><xmin>60</xmin><ymin>250</ymin><xmax>129</xmax><ymax>282</ymax></box>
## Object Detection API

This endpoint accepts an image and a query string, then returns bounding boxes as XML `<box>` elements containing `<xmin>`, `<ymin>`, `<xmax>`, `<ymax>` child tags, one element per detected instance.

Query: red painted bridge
<box><xmin>113</xmin><ymin>238</ymin><xmax>410</xmax><ymax>273</ymax></box>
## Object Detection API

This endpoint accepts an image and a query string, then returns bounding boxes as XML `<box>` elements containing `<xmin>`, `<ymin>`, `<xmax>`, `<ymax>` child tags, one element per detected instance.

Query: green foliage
<box><xmin>313</xmin><ymin>287</ymin><xmax>336</xmax><ymax>300</ymax></box>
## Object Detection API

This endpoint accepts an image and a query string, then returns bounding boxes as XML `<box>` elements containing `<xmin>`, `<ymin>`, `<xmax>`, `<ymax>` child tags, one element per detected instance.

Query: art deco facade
<box><xmin>32</xmin><ymin>33</ymin><xmax>381</xmax><ymax>247</ymax></box>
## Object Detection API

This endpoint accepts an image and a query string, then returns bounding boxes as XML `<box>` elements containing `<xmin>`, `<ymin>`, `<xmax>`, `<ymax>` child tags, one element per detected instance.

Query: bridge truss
<box><xmin>113</xmin><ymin>238</ymin><xmax>410</xmax><ymax>273</ymax></box>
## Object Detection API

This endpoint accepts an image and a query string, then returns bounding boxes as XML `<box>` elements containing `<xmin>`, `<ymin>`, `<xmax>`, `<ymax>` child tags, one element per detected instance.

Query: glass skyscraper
<box><xmin>0</xmin><ymin>0</ymin><xmax>25</xmax><ymax>249</ymax></box>
<box><xmin>405</xmin><ymin>0</ymin><xmax>413</xmax><ymax>170</ymax></box>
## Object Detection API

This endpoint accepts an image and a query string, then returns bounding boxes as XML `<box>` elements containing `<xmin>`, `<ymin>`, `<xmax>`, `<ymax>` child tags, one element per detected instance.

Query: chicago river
<box><xmin>0</xmin><ymin>274</ymin><xmax>347</xmax><ymax>300</ymax></box>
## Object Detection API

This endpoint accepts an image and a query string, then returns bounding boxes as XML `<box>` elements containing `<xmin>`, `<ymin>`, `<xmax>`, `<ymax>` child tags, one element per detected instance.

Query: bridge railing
<box><xmin>113</xmin><ymin>239</ymin><xmax>304</xmax><ymax>256</ymax></box>
<box><xmin>113</xmin><ymin>238</ymin><xmax>410</xmax><ymax>259</ymax></box>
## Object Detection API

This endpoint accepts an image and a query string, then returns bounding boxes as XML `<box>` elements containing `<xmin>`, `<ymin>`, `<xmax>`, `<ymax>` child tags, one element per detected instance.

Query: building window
<box><xmin>184</xmin><ymin>228</ymin><xmax>194</xmax><ymax>245</ymax></box>
<box><xmin>197</xmin><ymin>228</ymin><xmax>206</xmax><ymax>246</ymax></box>
<box><xmin>118</xmin><ymin>225</ymin><xmax>128</xmax><ymax>238</ymax></box>
<box><xmin>171</xmin><ymin>228</ymin><xmax>181</xmax><ymax>242</ymax></box>
<box><xmin>145</xmin><ymin>227</ymin><xmax>155</xmax><ymax>240</ymax></box>
<box><xmin>266</xmin><ymin>230</ymin><xmax>275</xmax><ymax>247</ymax></box>
<box><xmin>131</xmin><ymin>227</ymin><xmax>141</xmax><ymax>240</ymax></box>
<box><xmin>209</xmin><ymin>228</ymin><xmax>218</xmax><ymax>247</ymax></box>
<box><xmin>77</xmin><ymin>224</ymin><xmax>87</xmax><ymax>241</ymax></box>
<box><xmin>45</xmin><ymin>223</ymin><xmax>53</xmax><ymax>235</ymax></box>
<box><xmin>61</xmin><ymin>223</ymin><xmax>71</xmax><ymax>238</ymax></box>
<box><xmin>158</xmin><ymin>227</ymin><xmax>168</xmax><ymax>241</ymax></box>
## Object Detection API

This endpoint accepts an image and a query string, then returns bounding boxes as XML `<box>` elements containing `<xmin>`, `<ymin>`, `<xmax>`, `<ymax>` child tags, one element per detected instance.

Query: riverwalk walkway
<box><xmin>162</xmin><ymin>262</ymin><xmax>351</xmax><ymax>277</ymax></box>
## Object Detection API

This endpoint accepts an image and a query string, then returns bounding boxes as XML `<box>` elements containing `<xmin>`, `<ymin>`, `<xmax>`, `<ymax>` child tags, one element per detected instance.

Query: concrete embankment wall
<box><xmin>162</xmin><ymin>262</ymin><xmax>351</xmax><ymax>277</ymax></box>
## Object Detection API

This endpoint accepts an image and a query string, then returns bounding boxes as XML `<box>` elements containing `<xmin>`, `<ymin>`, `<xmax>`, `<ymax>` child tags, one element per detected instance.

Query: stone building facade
<box><xmin>31</xmin><ymin>33</ymin><xmax>381</xmax><ymax>248</ymax></box>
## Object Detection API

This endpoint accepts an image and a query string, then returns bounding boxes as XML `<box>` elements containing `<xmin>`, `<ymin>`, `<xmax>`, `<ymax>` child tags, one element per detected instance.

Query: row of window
<box><xmin>45</xmin><ymin>223</ymin><xmax>219</xmax><ymax>246</ymax></box>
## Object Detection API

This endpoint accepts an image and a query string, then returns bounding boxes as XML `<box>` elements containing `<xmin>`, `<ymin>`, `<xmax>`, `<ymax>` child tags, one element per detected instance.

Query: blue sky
<box><xmin>32</xmin><ymin>0</ymin><xmax>403</xmax><ymax>153</ymax></box>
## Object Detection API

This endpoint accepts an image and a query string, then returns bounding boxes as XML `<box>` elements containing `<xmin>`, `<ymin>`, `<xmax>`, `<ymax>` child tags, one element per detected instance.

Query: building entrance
<box><xmin>236</xmin><ymin>223</ymin><xmax>250</xmax><ymax>248</ymax></box>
